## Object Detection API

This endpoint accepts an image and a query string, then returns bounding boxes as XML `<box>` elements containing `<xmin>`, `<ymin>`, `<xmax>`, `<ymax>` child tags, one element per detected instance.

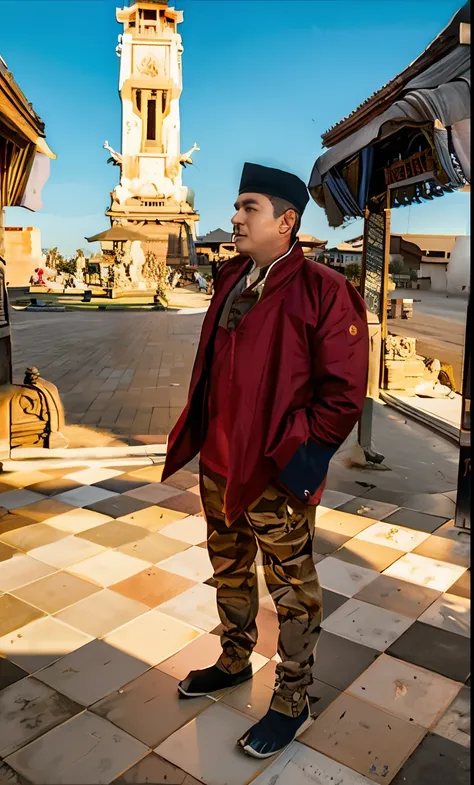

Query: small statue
<box><xmin>24</xmin><ymin>366</ymin><xmax>41</xmax><ymax>385</ymax></box>
<box><xmin>104</xmin><ymin>141</ymin><xmax>123</xmax><ymax>167</ymax></box>
<box><xmin>179</xmin><ymin>142</ymin><xmax>200</xmax><ymax>167</ymax></box>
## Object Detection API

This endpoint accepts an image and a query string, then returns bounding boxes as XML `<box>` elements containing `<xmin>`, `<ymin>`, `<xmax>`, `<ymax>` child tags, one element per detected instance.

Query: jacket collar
<box><xmin>211</xmin><ymin>242</ymin><xmax>306</xmax><ymax>319</ymax></box>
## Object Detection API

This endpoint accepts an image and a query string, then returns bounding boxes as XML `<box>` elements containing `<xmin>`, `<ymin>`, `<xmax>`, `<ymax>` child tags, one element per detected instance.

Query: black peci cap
<box><xmin>238</xmin><ymin>162</ymin><xmax>310</xmax><ymax>215</ymax></box>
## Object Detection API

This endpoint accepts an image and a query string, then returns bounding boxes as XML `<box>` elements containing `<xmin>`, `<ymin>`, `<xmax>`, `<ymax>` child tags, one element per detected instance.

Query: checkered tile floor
<box><xmin>0</xmin><ymin>459</ymin><xmax>470</xmax><ymax>785</ymax></box>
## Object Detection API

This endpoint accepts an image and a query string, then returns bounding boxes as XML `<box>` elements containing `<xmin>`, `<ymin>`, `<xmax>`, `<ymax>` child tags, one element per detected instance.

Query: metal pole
<box><xmin>455</xmin><ymin>291</ymin><xmax>471</xmax><ymax>530</ymax></box>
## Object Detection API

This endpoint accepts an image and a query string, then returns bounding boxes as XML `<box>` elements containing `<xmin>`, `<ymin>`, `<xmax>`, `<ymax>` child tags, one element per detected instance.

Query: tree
<box><xmin>389</xmin><ymin>259</ymin><xmax>404</xmax><ymax>275</ymax></box>
<box><xmin>345</xmin><ymin>263</ymin><xmax>362</xmax><ymax>285</ymax></box>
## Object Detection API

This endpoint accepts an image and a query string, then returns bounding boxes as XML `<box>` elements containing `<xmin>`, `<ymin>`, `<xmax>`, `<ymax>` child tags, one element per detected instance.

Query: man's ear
<box><xmin>279</xmin><ymin>209</ymin><xmax>296</xmax><ymax>236</ymax></box>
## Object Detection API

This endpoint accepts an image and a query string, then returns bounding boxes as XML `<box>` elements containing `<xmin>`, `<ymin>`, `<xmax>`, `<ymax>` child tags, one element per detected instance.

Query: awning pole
<box><xmin>357</xmin><ymin>192</ymin><xmax>390</xmax><ymax>463</ymax></box>
<box><xmin>455</xmin><ymin>290</ymin><xmax>471</xmax><ymax>530</ymax></box>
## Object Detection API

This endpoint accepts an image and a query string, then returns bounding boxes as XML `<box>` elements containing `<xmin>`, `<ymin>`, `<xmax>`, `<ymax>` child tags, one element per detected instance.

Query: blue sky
<box><xmin>2</xmin><ymin>0</ymin><xmax>469</xmax><ymax>256</ymax></box>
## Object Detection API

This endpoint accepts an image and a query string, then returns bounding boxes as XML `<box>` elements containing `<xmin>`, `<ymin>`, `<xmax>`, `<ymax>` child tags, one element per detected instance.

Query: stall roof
<box><xmin>196</xmin><ymin>229</ymin><xmax>234</xmax><ymax>244</ymax></box>
<box><xmin>322</xmin><ymin>2</ymin><xmax>470</xmax><ymax>148</ymax></box>
<box><xmin>86</xmin><ymin>225</ymin><xmax>153</xmax><ymax>243</ymax></box>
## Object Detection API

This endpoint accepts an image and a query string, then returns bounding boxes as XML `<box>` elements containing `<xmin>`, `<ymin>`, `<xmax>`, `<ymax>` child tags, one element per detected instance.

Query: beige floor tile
<box><xmin>113</xmin><ymin>752</ymin><xmax>203</xmax><ymax>785</ymax></box>
<box><xmin>383</xmin><ymin>553</ymin><xmax>467</xmax><ymax>592</ymax></box>
<box><xmin>0</xmin><ymin>554</ymin><xmax>56</xmax><ymax>592</ymax></box>
<box><xmin>0</xmin><ymin>542</ymin><xmax>20</xmax><ymax>563</ymax></box>
<box><xmin>320</xmin><ymin>490</ymin><xmax>356</xmax><ymax>508</ymax></box>
<box><xmin>354</xmin><ymin>575</ymin><xmax>442</xmax><ymax>620</ymax></box>
<box><xmin>252</xmin><ymin>742</ymin><xmax>375</xmax><ymax>785</ymax></box>
<box><xmin>11</xmin><ymin>499</ymin><xmax>75</xmax><ymax>524</ymax></box>
<box><xmin>355</xmin><ymin>522</ymin><xmax>430</xmax><ymax>552</ymax></box>
<box><xmin>67</xmin><ymin>550</ymin><xmax>147</xmax><ymax>586</ymax></box>
<box><xmin>316</xmin><ymin>557</ymin><xmax>379</xmax><ymax>597</ymax></box>
<box><xmin>321</xmin><ymin>598</ymin><xmax>414</xmax><ymax>651</ymax></box>
<box><xmin>13</xmin><ymin>571</ymin><xmax>100</xmax><ymax>614</ymax></box>
<box><xmin>0</xmin><ymin>593</ymin><xmax>45</xmax><ymax>637</ymax></box>
<box><xmin>0</xmin><ymin>513</ymin><xmax>38</xmax><ymax>536</ymax></box>
<box><xmin>412</xmin><ymin>534</ymin><xmax>471</xmax><ymax>568</ymax></box>
<box><xmin>300</xmin><ymin>693</ymin><xmax>426</xmax><ymax>785</ymax></box>
<box><xmin>159</xmin><ymin>545</ymin><xmax>214</xmax><ymax>583</ymax></box>
<box><xmin>316</xmin><ymin>510</ymin><xmax>374</xmax><ymax>537</ymax></box>
<box><xmin>110</xmin><ymin>565</ymin><xmax>195</xmax><ymax>607</ymax></box>
<box><xmin>129</xmin><ymin>465</ymin><xmax>164</xmax><ymax>482</ymax></box>
<box><xmin>432</xmin><ymin>685</ymin><xmax>470</xmax><ymax>748</ymax></box>
<box><xmin>125</xmin><ymin>483</ymin><xmax>183</xmax><ymax>504</ymax></box>
<box><xmin>221</xmin><ymin>660</ymin><xmax>277</xmax><ymax>720</ymax></box>
<box><xmin>104</xmin><ymin>609</ymin><xmax>202</xmax><ymax>666</ymax></box>
<box><xmin>418</xmin><ymin>593</ymin><xmax>470</xmax><ymax>637</ymax></box>
<box><xmin>159</xmin><ymin>515</ymin><xmax>207</xmax><ymax>545</ymax></box>
<box><xmin>0</xmin><ymin>616</ymin><xmax>92</xmax><ymax>673</ymax></box>
<box><xmin>55</xmin><ymin>588</ymin><xmax>149</xmax><ymax>638</ymax></box>
<box><xmin>0</xmin><ymin>677</ymin><xmax>81</xmax><ymax>758</ymax></box>
<box><xmin>65</xmin><ymin>467</ymin><xmax>122</xmax><ymax>485</ymax></box>
<box><xmin>78</xmin><ymin>520</ymin><xmax>149</xmax><ymax>548</ymax></box>
<box><xmin>117</xmin><ymin>531</ymin><xmax>190</xmax><ymax>563</ymax></box>
<box><xmin>332</xmin><ymin>540</ymin><xmax>405</xmax><ymax>572</ymax></box>
<box><xmin>28</xmin><ymin>536</ymin><xmax>106</xmax><ymax>569</ymax></box>
<box><xmin>37</xmin><ymin>638</ymin><xmax>150</xmax><ymax>706</ymax></box>
<box><xmin>347</xmin><ymin>653</ymin><xmax>463</xmax><ymax>728</ymax></box>
<box><xmin>119</xmin><ymin>505</ymin><xmax>188</xmax><ymax>532</ymax></box>
<box><xmin>47</xmin><ymin>508</ymin><xmax>112</xmax><ymax>534</ymax></box>
<box><xmin>53</xmin><ymin>486</ymin><xmax>118</xmax><ymax>508</ymax></box>
<box><xmin>157</xmin><ymin>632</ymin><xmax>267</xmax><ymax>683</ymax></box>
<box><xmin>0</xmin><ymin>471</ymin><xmax>50</xmax><ymax>489</ymax></box>
<box><xmin>4</xmin><ymin>711</ymin><xmax>148</xmax><ymax>785</ymax></box>
<box><xmin>0</xmin><ymin>523</ymin><xmax>67</xmax><ymax>552</ymax></box>
<box><xmin>158</xmin><ymin>632</ymin><xmax>224</xmax><ymax>681</ymax></box>
<box><xmin>157</xmin><ymin>582</ymin><xmax>220</xmax><ymax>631</ymax></box>
<box><xmin>92</xmin><ymin>668</ymin><xmax>212</xmax><ymax>748</ymax></box>
<box><xmin>155</xmin><ymin>702</ymin><xmax>272</xmax><ymax>785</ymax></box>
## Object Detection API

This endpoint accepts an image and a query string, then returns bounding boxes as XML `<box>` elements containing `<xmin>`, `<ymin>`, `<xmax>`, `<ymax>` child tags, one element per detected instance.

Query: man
<box><xmin>162</xmin><ymin>163</ymin><xmax>369</xmax><ymax>757</ymax></box>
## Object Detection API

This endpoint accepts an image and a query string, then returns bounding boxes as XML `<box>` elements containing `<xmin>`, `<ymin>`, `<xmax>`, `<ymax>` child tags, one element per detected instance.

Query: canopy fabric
<box><xmin>310</xmin><ymin>47</ymin><xmax>470</xmax><ymax>185</ymax></box>
<box><xmin>309</xmin><ymin>41</ymin><xmax>471</xmax><ymax>227</ymax></box>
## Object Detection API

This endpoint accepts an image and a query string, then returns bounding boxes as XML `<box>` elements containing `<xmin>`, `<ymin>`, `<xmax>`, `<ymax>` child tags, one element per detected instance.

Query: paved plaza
<box><xmin>11</xmin><ymin>305</ymin><xmax>205</xmax><ymax>439</ymax></box>
<box><xmin>0</xmin><ymin>449</ymin><xmax>470</xmax><ymax>785</ymax></box>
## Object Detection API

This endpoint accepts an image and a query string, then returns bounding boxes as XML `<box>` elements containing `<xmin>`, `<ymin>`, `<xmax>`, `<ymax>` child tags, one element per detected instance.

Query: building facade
<box><xmin>4</xmin><ymin>227</ymin><xmax>43</xmax><ymax>287</ymax></box>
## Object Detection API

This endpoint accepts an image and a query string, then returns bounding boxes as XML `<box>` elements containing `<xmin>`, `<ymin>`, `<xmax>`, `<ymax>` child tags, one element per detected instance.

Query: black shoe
<box><xmin>178</xmin><ymin>663</ymin><xmax>253</xmax><ymax>698</ymax></box>
<box><xmin>238</xmin><ymin>697</ymin><xmax>312</xmax><ymax>758</ymax></box>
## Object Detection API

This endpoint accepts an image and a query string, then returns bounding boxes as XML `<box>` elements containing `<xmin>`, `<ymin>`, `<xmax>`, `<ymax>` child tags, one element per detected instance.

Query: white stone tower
<box><xmin>105</xmin><ymin>1</ymin><xmax>199</xmax><ymax>265</ymax></box>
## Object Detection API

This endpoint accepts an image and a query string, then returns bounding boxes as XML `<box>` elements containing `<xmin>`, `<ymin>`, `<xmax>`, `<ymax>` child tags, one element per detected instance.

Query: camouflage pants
<box><xmin>200</xmin><ymin>467</ymin><xmax>322</xmax><ymax>717</ymax></box>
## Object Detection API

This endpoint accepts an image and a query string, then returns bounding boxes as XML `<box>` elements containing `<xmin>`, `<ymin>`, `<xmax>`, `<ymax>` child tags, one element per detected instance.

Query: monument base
<box><xmin>104</xmin><ymin>203</ymin><xmax>199</xmax><ymax>267</ymax></box>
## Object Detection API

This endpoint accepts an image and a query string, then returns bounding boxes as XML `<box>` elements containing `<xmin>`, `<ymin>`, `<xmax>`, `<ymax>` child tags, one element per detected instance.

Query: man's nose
<box><xmin>231</xmin><ymin>212</ymin><xmax>239</xmax><ymax>226</ymax></box>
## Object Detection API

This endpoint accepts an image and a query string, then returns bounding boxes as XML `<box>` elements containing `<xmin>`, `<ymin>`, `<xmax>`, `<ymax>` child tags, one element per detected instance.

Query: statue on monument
<box><xmin>104</xmin><ymin>141</ymin><xmax>123</xmax><ymax>167</ymax></box>
<box><xmin>109</xmin><ymin>140</ymin><xmax>200</xmax><ymax>208</ymax></box>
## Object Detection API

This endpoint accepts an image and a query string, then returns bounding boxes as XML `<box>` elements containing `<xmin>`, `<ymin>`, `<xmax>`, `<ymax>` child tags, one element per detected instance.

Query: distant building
<box><xmin>298</xmin><ymin>234</ymin><xmax>327</xmax><ymax>260</ymax></box>
<box><xmin>4</xmin><ymin>227</ymin><xmax>44</xmax><ymax>287</ymax></box>
<box><xmin>399</xmin><ymin>234</ymin><xmax>460</xmax><ymax>293</ymax></box>
<box><xmin>195</xmin><ymin>229</ymin><xmax>236</xmax><ymax>263</ymax></box>
<box><xmin>325</xmin><ymin>236</ymin><xmax>363</xmax><ymax>268</ymax></box>
<box><xmin>325</xmin><ymin>232</ymin><xmax>469</xmax><ymax>293</ymax></box>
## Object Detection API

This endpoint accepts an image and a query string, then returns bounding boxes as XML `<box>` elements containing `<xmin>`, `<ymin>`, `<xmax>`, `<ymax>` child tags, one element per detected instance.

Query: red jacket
<box><xmin>162</xmin><ymin>243</ymin><xmax>369</xmax><ymax>524</ymax></box>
